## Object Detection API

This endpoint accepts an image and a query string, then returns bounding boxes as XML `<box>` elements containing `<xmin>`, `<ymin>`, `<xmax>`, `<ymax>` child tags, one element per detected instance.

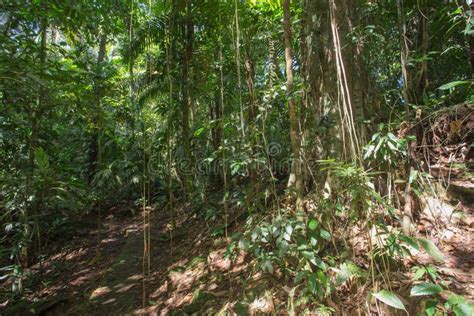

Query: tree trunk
<box><xmin>209</xmin><ymin>55</ymin><xmax>223</xmax><ymax>185</ymax></box>
<box><xmin>23</xmin><ymin>3</ymin><xmax>48</xmax><ymax>267</ymax></box>
<box><xmin>468</xmin><ymin>3</ymin><xmax>474</xmax><ymax>78</ymax></box>
<box><xmin>245</xmin><ymin>56</ymin><xmax>257</xmax><ymax>192</ymax></box>
<box><xmin>88</xmin><ymin>34</ymin><xmax>107</xmax><ymax>184</ymax></box>
<box><xmin>181</xmin><ymin>0</ymin><xmax>194</xmax><ymax>194</ymax></box>
<box><xmin>397</xmin><ymin>0</ymin><xmax>414</xmax><ymax>236</ymax></box>
<box><xmin>283</xmin><ymin>0</ymin><xmax>303</xmax><ymax>209</ymax></box>
<box><xmin>128</xmin><ymin>4</ymin><xmax>136</xmax><ymax>146</ymax></box>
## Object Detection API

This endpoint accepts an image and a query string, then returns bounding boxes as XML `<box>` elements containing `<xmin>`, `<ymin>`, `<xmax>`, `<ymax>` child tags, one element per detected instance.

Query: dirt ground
<box><xmin>0</xmin><ymin>180</ymin><xmax>473</xmax><ymax>315</ymax></box>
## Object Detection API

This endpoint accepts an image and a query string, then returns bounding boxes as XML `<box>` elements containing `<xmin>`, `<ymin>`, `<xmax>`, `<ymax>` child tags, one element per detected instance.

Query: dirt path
<box><xmin>0</xmin><ymin>201</ymin><xmax>247</xmax><ymax>315</ymax></box>
<box><xmin>80</xmin><ymin>227</ymin><xmax>143</xmax><ymax>314</ymax></box>
<box><xmin>2</xmin><ymin>189</ymin><xmax>472</xmax><ymax>315</ymax></box>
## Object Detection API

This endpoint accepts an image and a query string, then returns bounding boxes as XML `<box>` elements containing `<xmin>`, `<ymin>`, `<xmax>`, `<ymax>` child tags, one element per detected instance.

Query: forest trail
<box><xmin>2</xmin><ymin>184</ymin><xmax>473</xmax><ymax>315</ymax></box>
<box><xmin>3</xmin><ymin>201</ymin><xmax>253</xmax><ymax>315</ymax></box>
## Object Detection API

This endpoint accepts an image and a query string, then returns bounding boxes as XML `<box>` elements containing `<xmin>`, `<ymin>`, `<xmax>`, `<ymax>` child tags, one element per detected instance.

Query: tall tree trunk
<box><xmin>283</xmin><ymin>0</ymin><xmax>303</xmax><ymax>209</ymax></box>
<box><xmin>88</xmin><ymin>34</ymin><xmax>107</xmax><ymax>184</ymax></box>
<box><xmin>397</xmin><ymin>0</ymin><xmax>414</xmax><ymax>236</ymax></box>
<box><xmin>267</xmin><ymin>39</ymin><xmax>277</xmax><ymax>88</ymax></box>
<box><xmin>419</xmin><ymin>1</ymin><xmax>429</xmax><ymax>95</ymax></box>
<box><xmin>28</xmin><ymin>17</ymin><xmax>48</xmax><ymax>179</ymax></box>
<box><xmin>234</xmin><ymin>0</ymin><xmax>245</xmax><ymax>138</ymax></box>
<box><xmin>24</xmin><ymin>6</ymin><xmax>48</xmax><ymax>266</ymax></box>
<box><xmin>245</xmin><ymin>56</ymin><xmax>257</xmax><ymax>193</ymax></box>
<box><xmin>300</xmin><ymin>0</ymin><xmax>343</xmax><ymax>189</ymax></box>
<box><xmin>300</xmin><ymin>0</ymin><xmax>327</xmax><ymax>188</ymax></box>
<box><xmin>209</xmin><ymin>53</ymin><xmax>223</xmax><ymax>185</ymax></box>
<box><xmin>128</xmin><ymin>2</ymin><xmax>136</xmax><ymax>146</ymax></box>
<box><xmin>181</xmin><ymin>0</ymin><xmax>194</xmax><ymax>194</ymax></box>
<box><xmin>467</xmin><ymin>2</ymin><xmax>474</xmax><ymax>78</ymax></box>
<box><xmin>338</xmin><ymin>0</ymin><xmax>368</xmax><ymax>145</ymax></box>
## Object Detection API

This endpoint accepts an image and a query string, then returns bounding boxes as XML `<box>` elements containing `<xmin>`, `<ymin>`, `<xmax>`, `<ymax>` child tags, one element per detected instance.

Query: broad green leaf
<box><xmin>448</xmin><ymin>294</ymin><xmax>466</xmax><ymax>305</ymax></box>
<box><xmin>424</xmin><ymin>299</ymin><xmax>438</xmax><ymax>316</ymax></box>
<box><xmin>295</xmin><ymin>271</ymin><xmax>306</xmax><ymax>284</ymax></box>
<box><xmin>308</xmin><ymin>219</ymin><xmax>318</xmax><ymax>230</ymax></box>
<box><xmin>409</xmin><ymin>170</ymin><xmax>418</xmax><ymax>184</ymax></box>
<box><xmin>335</xmin><ymin>267</ymin><xmax>350</xmax><ymax>285</ymax></box>
<box><xmin>418</xmin><ymin>238</ymin><xmax>444</xmax><ymax>262</ymax></box>
<box><xmin>410</xmin><ymin>282</ymin><xmax>442</xmax><ymax>297</ymax></box>
<box><xmin>225</xmin><ymin>241</ymin><xmax>236</xmax><ymax>258</ymax></box>
<box><xmin>453</xmin><ymin>303</ymin><xmax>474</xmax><ymax>316</ymax></box>
<box><xmin>438</xmin><ymin>80</ymin><xmax>470</xmax><ymax>90</ymax></box>
<box><xmin>448</xmin><ymin>294</ymin><xmax>474</xmax><ymax>316</ymax></box>
<box><xmin>34</xmin><ymin>147</ymin><xmax>49</xmax><ymax>169</ymax></box>
<box><xmin>412</xmin><ymin>267</ymin><xmax>426</xmax><ymax>280</ymax></box>
<box><xmin>372</xmin><ymin>290</ymin><xmax>406</xmax><ymax>311</ymax></box>
<box><xmin>335</xmin><ymin>262</ymin><xmax>360</xmax><ymax>285</ymax></box>
<box><xmin>307</xmin><ymin>273</ymin><xmax>319</xmax><ymax>294</ymax></box>
<box><xmin>399</xmin><ymin>235</ymin><xmax>420</xmax><ymax>251</ymax></box>
<box><xmin>261</xmin><ymin>259</ymin><xmax>273</xmax><ymax>274</ymax></box>
<box><xmin>320</xmin><ymin>229</ymin><xmax>331</xmax><ymax>241</ymax></box>
<box><xmin>238</xmin><ymin>238</ymin><xmax>250</xmax><ymax>251</ymax></box>
<box><xmin>194</xmin><ymin>126</ymin><xmax>206</xmax><ymax>137</ymax></box>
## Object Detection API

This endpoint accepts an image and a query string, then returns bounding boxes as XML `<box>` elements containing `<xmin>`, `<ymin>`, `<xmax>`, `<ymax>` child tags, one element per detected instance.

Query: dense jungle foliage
<box><xmin>0</xmin><ymin>0</ymin><xmax>473</xmax><ymax>314</ymax></box>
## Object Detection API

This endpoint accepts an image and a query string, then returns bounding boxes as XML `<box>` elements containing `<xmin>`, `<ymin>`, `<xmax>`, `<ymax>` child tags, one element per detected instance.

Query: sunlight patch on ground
<box><xmin>89</xmin><ymin>286</ymin><xmax>111</xmax><ymax>300</ymax></box>
<box><xmin>168</xmin><ymin>258</ymin><xmax>206</xmax><ymax>292</ymax></box>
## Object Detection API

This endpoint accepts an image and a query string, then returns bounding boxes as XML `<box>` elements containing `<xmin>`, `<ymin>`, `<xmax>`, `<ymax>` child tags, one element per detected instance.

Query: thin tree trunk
<box><xmin>420</xmin><ymin>1</ymin><xmax>429</xmax><ymax>93</ymax></box>
<box><xmin>267</xmin><ymin>39</ymin><xmax>277</xmax><ymax>87</ymax></box>
<box><xmin>181</xmin><ymin>0</ymin><xmax>193</xmax><ymax>194</ymax></box>
<box><xmin>468</xmin><ymin>3</ymin><xmax>474</xmax><ymax>78</ymax></box>
<box><xmin>283</xmin><ymin>0</ymin><xmax>303</xmax><ymax>209</ymax></box>
<box><xmin>88</xmin><ymin>34</ymin><xmax>107</xmax><ymax>184</ymax></box>
<box><xmin>397</xmin><ymin>0</ymin><xmax>414</xmax><ymax>236</ymax></box>
<box><xmin>245</xmin><ymin>56</ymin><xmax>257</xmax><ymax>192</ymax></box>
<box><xmin>24</xmin><ymin>6</ymin><xmax>48</xmax><ymax>266</ymax></box>
<box><xmin>128</xmin><ymin>2</ymin><xmax>136</xmax><ymax>146</ymax></box>
<box><xmin>234</xmin><ymin>0</ymin><xmax>245</xmax><ymax>138</ymax></box>
<box><xmin>210</xmin><ymin>56</ymin><xmax>223</xmax><ymax>185</ymax></box>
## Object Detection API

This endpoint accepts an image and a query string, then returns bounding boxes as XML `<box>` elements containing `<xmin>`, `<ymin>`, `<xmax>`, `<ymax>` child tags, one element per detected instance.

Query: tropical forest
<box><xmin>1</xmin><ymin>0</ymin><xmax>474</xmax><ymax>314</ymax></box>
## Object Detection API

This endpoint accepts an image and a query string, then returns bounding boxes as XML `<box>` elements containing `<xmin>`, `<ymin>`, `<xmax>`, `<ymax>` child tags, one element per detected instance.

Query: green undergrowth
<box><xmin>225</xmin><ymin>161</ymin><xmax>474</xmax><ymax>314</ymax></box>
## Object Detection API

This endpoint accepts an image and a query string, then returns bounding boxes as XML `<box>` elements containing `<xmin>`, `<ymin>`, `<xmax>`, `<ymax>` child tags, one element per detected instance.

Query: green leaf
<box><xmin>295</xmin><ymin>271</ymin><xmax>306</xmax><ymax>284</ymax></box>
<box><xmin>453</xmin><ymin>303</ymin><xmax>473</xmax><ymax>316</ymax></box>
<box><xmin>261</xmin><ymin>259</ymin><xmax>273</xmax><ymax>274</ymax></box>
<box><xmin>409</xmin><ymin>170</ymin><xmax>418</xmax><ymax>184</ymax></box>
<box><xmin>448</xmin><ymin>294</ymin><xmax>474</xmax><ymax>316</ymax></box>
<box><xmin>372</xmin><ymin>290</ymin><xmax>406</xmax><ymax>311</ymax></box>
<box><xmin>424</xmin><ymin>299</ymin><xmax>438</xmax><ymax>316</ymax></box>
<box><xmin>308</xmin><ymin>219</ymin><xmax>318</xmax><ymax>230</ymax></box>
<box><xmin>194</xmin><ymin>126</ymin><xmax>206</xmax><ymax>137</ymax></box>
<box><xmin>438</xmin><ymin>80</ymin><xmax>470</xmax><ymax>90</ymax></box>
<box><xmin>320</xmin><ymin>229</ymin><xmax>331</xmax><ymax>241</ymax></box>
<box><xmin>410</xmin><ymin>282</ymin><xmax>442</xmax><ymax>297</ymax></box>
<box><xmin>238</xmin><ymin>238</ymin><xmax>250</xmax><ymax>251</ymax></box>
<box><xmin>34</xmin><ymin>147</ymin><xmax>49</xmax><ymax>169</ymax></box>
<box><xmin>335</xmin><ymin>268</ymin><xmax>350</xmax><ymax>285</ymax></box>
<box><xmin>412</xmin><ymin>267</ymin><xmax>426</xmax><ymax>280</ymax></box>
<box><xmin>225</xmin><ymin>241</ymin><xmax>236</xmax><ymax>258</ymax></box>
<box><xmin>335</xmin><ymin>262</ymin><xmax>360</xmax><ymax>285</ymax></box>
<box><xmin>418</xmin><ymin>238</ymin><xmax>444</xmax><ymax>262</ymax></box>
<box><xmin>447</xmin><ymin>294</ymin><xmax>466</xmax><ymax>305</ymax></box>
<box><xmin>426</xmin><ymin>266</ymin><xmax>439</xmax><ymax>280</ymax></box>
<box><xmin>307</xmin><ymin>273</ymin><xmax>319</xmax><ymax>294</ymax></box>
<box><xmin>399</xmin><ymin>235</ymin><xmax>420</xmax><ymax>251</ymax></box>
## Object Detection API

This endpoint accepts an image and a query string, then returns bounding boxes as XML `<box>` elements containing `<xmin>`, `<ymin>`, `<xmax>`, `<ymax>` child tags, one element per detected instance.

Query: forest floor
<box><xmin>1</xmin><ymin>198</ymin><xmax>263</xmax><ymax>315</ymax></box>
<box><xmin>1</xmin><ymin>187</ymin><xmax>473</xmax><ymax>315</ymax></box>
<box><xmin>1</xmin><ymin>140</ymin><xmax>474</xmax><ymax>315</ymax></box>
